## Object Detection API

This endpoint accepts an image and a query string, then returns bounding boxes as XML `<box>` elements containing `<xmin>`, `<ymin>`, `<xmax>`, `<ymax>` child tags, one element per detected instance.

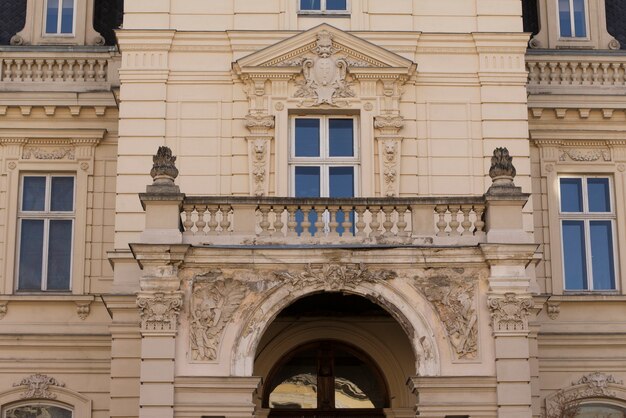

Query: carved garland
<box><xmin>488</xmin><ymin>292</ymin><xmax>533</xmax><ymax>332</ymax></box>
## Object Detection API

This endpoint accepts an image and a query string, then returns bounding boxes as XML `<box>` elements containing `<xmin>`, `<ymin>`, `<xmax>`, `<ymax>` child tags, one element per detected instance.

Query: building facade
<box><xmin>0</xmin><ymin>1</ymin><xmax>625</xmax><ymax>417</ymax></box>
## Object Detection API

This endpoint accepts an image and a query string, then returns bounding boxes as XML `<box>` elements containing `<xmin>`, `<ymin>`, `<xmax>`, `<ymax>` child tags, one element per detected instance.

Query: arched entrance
<box><xmin>264</xmin><ymin>340</ymin><xmax>388</xmax><ymax>418</ymax></box>
<box><xmin>254</xmin><ymin>292</ymin><xmax>420</xmax><ymax>417</ymax></box>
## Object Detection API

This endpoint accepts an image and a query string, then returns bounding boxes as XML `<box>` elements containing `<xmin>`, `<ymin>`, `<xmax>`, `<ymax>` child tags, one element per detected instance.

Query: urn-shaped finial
<box><xmin>147</xmin><ymin>146</ymin><xmax>179</xmax><ymax>193</ymax></box>
<box><xmin>489</xmin><ymin>147</ymin><xmax>516</xmax><ymax>187</ymax></box>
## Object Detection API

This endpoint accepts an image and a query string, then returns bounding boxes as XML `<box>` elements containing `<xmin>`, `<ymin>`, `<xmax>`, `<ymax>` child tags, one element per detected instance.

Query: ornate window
<box><xmin>559</xmin><ymin>176</ymin><xmax>617</xmax><ymax>290</ymax></box>
<box><xmin>17</xmin><ymin>174</ymin><xmax>75</xmax><ymax>291</ymax></box>
<box><xmin>3</xmin><ymin>402</ymin><xmax>73</xmax><ymax>418</ymax></box>
<box><xmin>575</xmin><ymin>403</ymin><xmax>626</xmax><ymax>417</ymax></box>
<box><xmin>557</xmin><ymin>0</ymin><xmax>588</xmax><ymax>38</ymax></box>
<box><xmin>264</xmin><ymin>341</ymin><xmax>387</xmax><ymax>416</ymax></box>
<box><xmin>299</xmin><ymin>0</ymin><xmax>348</xmax><ymax>14</ymax></box>
<box><xmin>44</xmin><ymin>0</ymin><xmax>75</xmax><ymax>35</ymax></box>
<box><xmin>290</xmin><ymin>116</ymin><xmax>358</xmax><ymax>199</ymax></box>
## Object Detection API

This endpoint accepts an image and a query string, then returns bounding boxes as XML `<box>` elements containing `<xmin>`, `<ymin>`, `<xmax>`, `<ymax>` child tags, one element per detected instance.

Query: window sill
<box><xmin>546</xmin><ymin>293</ymin><xmax>625</xmax><ymax>302</ymax></box>
<box><xmin>0</xmin><ymin>294</ymin><xmax>95</xmax><ymax>302</ymax></box>
<box><xmin>297</xmin><ymin>12</ymin><xmax>350</xmax><ymax>17</ymax></box>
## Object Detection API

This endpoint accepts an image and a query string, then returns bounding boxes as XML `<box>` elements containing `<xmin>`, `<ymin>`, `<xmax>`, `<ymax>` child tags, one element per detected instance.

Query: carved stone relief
<box><xmin>274</xmin><ymin>263</ymin><xmax>396</xmax><ymax>292</ymax></box>
<box><xmin>411</xmin><ymin>268</ymin><xmax>483</xmax><ymax>359</ymax></box>
<box><xmin>22</xmin><ymin>147</ymin><xmax>75</xmax><ymax>160</ymax></box>
<box><xmin>0</xmin><ymin>302</ymin><xmax>6</xmax><ymax>320</ymax></box>
<box><xmin>137</xmin><ymin>291</ymin><xmax>183</xmax><ymax>332</ymax></box>
<box><xmin>245</xmin><ymin>113</ymin><xmax>274</xmax><ymax>196</ymax></box>
<box><xmin>292</xmin><ymin>30</ymin><xmax>357</xmax><ymax>106</ymax></box>
<box><xmin>488</xmin><ymin>292</ymin><xmax>533</xmax><ymax>332</ymax></box>
<box><xmin>559</xmin><ymin>148</ymin><xmax>611</xmax><ymax>162</ymax></box>
<box><xmin>374</xmin><ymin>115</ymin><xmax>404</xmax><ymax>197</ymax></box>
<box><xmin>13</xmin><ymin>374</ymin><xmax>65</xmax><ymax>399</ymax></box>
<box><xmin>190</xmin><ymin>274</ymin><xmax>248</xmax><ymax>361</ymax></box>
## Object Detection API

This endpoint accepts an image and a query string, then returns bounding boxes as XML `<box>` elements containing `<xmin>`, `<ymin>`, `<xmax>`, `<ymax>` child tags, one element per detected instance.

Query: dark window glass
<box><xmin>327</xmin><ymin>0</ymin><xmax>347</xmax><ymax>10</ymax></box>
<box><xmin>51</xmin><ymin>177</ymin><xmax>74</xmax><ymax>211</ymax></box>
<box><xmin>587</xmin><ymin>178</ymin><xmax>611</xmax><ymax>212</ymax></box>
<box><xmin>334</xmin><ymin>347</ymin><xmax>384</xmax><ymax>408</ymax></box>
<box><xmin>47</xmin><ymin>220</ymin><xmax>72</xmax><ymax>290</ymax></box>
<box><xmin>60</xmin><ymin>0</ymin><xmax>74</xmax><ymax>33</ymax></box>
<box><xmin>590</xmin><ymin>221</ymin><xmax>615</xmax><ymax>290</ymax></box>
<box><xmin>295</xmin><ymin>119</ymin><xmax>321</xmax><ymax>157</ymax></box>
<box><xmin>22</xmin><ymin>177</ymin><xmax>46</xmax><ymax>211</ymax></box>
<box><xmin>562</xmin><ymin>220</ymin><xmax>587</xmax><ymax>290</ymax></box>
<box><xmin>573</xmin><ymin>0</ymin><xmax>586</xmax><ymax>37</ymax></box>
<box><xmin>46</xmin><ymin>0</ymin><xmax>59</xmax><ymax>33</ymax></box>
<box><xmin>18</xmin><ymin>220</ymin><xmax>44</xmax><ymax>290</ymax></box>
<box><xmin>269</xmin><ymin>348</ymin><xmax>318</xmax><ymax>409</ymax></box>
<box><xmin>329</xmin><ymin>119</ymin><xmax>354</xmax><ymax>157</ymax></box>
<box><xmin>560</xmin><ymin>178</ymin><xmax>583</xmax><ymax>212</ymax></box>
<box><xmin>558</xmin><ymin>0</ymin><xmax>572</xmax><ymax>37</ymax></box>
<box><xmin>300</xmin><ymin>0</ymin><xmax>321</xmax><ymax>10</ymax></box>
<box><xmin>5</xmin><ymin>404</ymin><xmax>73</xmax><ymax>418</ymax></box>
<box><xmin>329</xmin><ymin>167</ymin><xmax>354</xmax><ymax>198</ymax></box>
<box><xmin>295</xmin><ymin>167</ymin><xmax>321</xmax><ymax>198</ymax></box>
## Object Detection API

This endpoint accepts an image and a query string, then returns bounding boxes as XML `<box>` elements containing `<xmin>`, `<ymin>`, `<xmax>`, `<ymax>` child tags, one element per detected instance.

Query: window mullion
<box><xmin>584</xmin><ymin>219</ymin><xmax>593</xmax><ymax>290</ymax></box>
<box><xmin>41</xmin><ymin>219</ymin><xmax>50</xmax><ymax>291</ymax></box>
<box><xmin>569</xmin><ymin>0</ymin><xmax>576</xmax><ymax>36</ymax></box>
<box><xmin>57</xmin><ymin>0</ymin><xmax>62</xmax><ymax>34</ymax></box>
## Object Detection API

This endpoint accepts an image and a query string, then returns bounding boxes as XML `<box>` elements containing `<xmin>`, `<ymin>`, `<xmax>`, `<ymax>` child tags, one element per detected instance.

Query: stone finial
<box><xmin>489</xmin><ymin>147</ymin><xmax>516</xmax><ymax>185</ymax></box>
<box><xmin>148</xmin><ymin>146</ymin><xmax>179</xmax><ymax>193</ymax></box>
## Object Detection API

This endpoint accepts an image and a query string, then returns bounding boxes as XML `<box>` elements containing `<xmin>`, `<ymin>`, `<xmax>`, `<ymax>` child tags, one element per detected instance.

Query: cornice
<box><xmin>0</xmin><ymin>129</ymin><xmax>106</xmax><ymax>143</ymax></box>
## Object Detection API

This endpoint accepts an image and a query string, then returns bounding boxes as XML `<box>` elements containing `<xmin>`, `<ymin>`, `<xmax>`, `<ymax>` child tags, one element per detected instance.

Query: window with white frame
<box><xmin>299</xmin><ymin>0</ymin><xmax>348</xmax><ymax>13</ymax></box>
<box><xmin>45</xmin><ymin>0</ymin><xmax>75</xmax><ymax>35</ymax></box>
<box><xmin>559</xmin><ymin>176</ymin><xmax>617</xmax><ymax>290</ymax></box>
<box><xmin>4</xmin><ymin>403</ymin><xmax>73</xmax><ymax>418</ymax></box>
<box><xmin>557</xmin><ymin>0</ymin><xmax>588</xmax><ymax>38</ymax></box>
<box><xmin>17</xmin><ymin>174</ymin><xmax>75</xmax><ymax>291</ymax></box>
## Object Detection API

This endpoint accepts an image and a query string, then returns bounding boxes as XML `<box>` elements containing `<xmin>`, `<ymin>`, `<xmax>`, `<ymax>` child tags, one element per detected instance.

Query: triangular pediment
<box><xmin>234</xmin><ymin>24</ymin><xmax>416</xmax><ymax>75</ymax></box>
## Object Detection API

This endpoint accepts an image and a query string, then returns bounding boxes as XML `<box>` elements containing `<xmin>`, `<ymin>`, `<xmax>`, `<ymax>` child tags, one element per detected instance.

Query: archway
<box><xmin>253</xmin><ymin>292</ymin><xmax>421</xmax><ymax>417</ymax></box>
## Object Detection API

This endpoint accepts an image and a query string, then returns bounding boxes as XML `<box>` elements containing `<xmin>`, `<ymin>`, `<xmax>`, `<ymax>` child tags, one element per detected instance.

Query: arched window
<box><xmin>264</xmin><ymin>341</ymin><xmax>388</xmax><ymax>417</ymax></box>
<box><xmin>575</xmin><ymin>403</ymin><xmax>626</xmax><ymax>417</ymax></box>
<box><xmin>3</xmin><ymin>402</ymin><xmax>73</xmax><ymax>418</ymax></box>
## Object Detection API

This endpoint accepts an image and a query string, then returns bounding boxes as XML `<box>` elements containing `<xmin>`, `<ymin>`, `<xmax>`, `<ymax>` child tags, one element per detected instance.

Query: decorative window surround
<box><xmin>0</xmin><ymin>130</ymin><xmax>104</xmax><ymax>295</ymax></box>
<box><xmin>10</xmin><ymin>0</ymin><xmax>104</xmax><ymax>46</ymax></box>
<box><xmin>531</xmin><ymin>0</ymin><xmax>619</xmax><ymax>49</ymax></box>
<box><xmin>234</xmin><ymin>24</ymin><xmax>416</xmax><ymax>197</ymax></box>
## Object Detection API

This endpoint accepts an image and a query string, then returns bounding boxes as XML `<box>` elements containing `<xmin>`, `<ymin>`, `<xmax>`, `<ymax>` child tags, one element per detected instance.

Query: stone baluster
<box><xmin>328</xmin><ymin>205</ymin><xmax>340</xmax><ymax>238</ymax></box>
<box><xmin>435</xmin><ymin>206</ymin><xmax>447</xmax><ymax>236</ymax></box>
<box><xmin>460</xmin><ymin>205</ymin><xmax>472</xmax><ymax>236</ymax></box>
<box><xmin>285</xmin><ymin>205</ymin><xmax>298</xmax><ymax>237</ymax></box>
<box><xmin>355</xmin><ymin>207</ymin><xmax>367</xmax><ymax>238</ymax></box>
<box><xmin>195</xmin><ymin>206</ymin><xmax>207</xmax><ymax>234</ymax></box>
<box><xmin>396</xmin><ymin>205</ymin><xmax>409</xmax><ymax>237</ymax></box>
<box><xmin>382</xmin><ymin>206</ymin><xmax>394</xmax><ymax>237</ymax></box>
<box><xmin>448</xmin><ymin>206</ymin><xmax>460</xmax><ymax>236</ymax></box>
<box><xmin>182</xmin><ymin>206</ymin><xmax>194</xmax><ymax>235</ymax></box>
<box><xmin>299</xmin><ymin>206</ymin><xmax>311</xmax><ymax>238</ymax></box>
<box><xmin>258</xmin><ymin>206</ymin><xmax>271</xmax><ymax>236</ymax></box>
<box><xmin>340</xmin><ymin>205</ymin><xmax>353</xmax><ymax>237</ymax></box>
<box><xmin>219</xmin><ymin>206</ymin><xmax>231</xmax><ymax>234</ymax></box>
<box><xmin>474</xmin><ymin>204</ymin><xmax>485</xmax><ymax>236</ymax></box>
<box><xmin>273</xmin><ymin>206</ymin><xmax>285</xmax><ymax>236</ymax></box>
<box><xmin>314</xmin><ymin>207</ymin><xmax>325</xmax><ymax>238</ymax></box>
<box><xmin>370</xmin><ymin>207</ymin><xmax>382</xmax><ymax>237</ymax></box>
<box><xmin>207</xmin><ymin>206</ymin><xmax>220</xmax><ymax>234</ymax></box>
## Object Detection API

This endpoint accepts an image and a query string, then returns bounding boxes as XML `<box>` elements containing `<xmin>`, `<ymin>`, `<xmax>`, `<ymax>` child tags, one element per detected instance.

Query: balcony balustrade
<box><xmin>178</xmin><ymin>196</ymin><xmax>486</xmax><ymax>246</ymax></box>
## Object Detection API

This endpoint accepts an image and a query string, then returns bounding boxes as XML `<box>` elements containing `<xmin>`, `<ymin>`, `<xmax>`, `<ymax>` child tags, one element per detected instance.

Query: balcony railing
<box><xmin>179</xmin><ymin>196</ymin><xmax>487</xmax><ymax>246</ymax></box>
<box><xmin>526</xmin><ymin>51</ymin><xmax>626</xmax><ymax>95</ymax></box>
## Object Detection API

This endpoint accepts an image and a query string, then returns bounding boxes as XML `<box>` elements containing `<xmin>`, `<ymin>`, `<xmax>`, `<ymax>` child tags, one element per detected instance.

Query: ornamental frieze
<box><xmin>411</xmin><ymin>268</ymin><xmax>485</xmax><ymax>360</ymax></box>
<box><xmin>22</xmin><ymin>147</ymin><xmax>75</xmax><ymax>160</ymax></box>
<box><xmin>274</xmin><ymin>263</ymin><xmax>397</xmax><ymax>292</ymax></box>
<box><xmin>559</xmin><ymin>148</ymin><xmax>611</xmax><ymax>162</ymax></box>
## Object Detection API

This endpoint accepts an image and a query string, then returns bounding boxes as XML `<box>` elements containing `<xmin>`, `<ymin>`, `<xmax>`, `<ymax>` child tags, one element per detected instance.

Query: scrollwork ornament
<box><xmin>488</xmin><ymin>293</ymin><xmax>533</xmax><ymax>332</ymax></box>
<box><xmin>274</xmin><ymin>263</ymin><xmax>396</xmax><ymax>292</ymax></box>
<box><xmin>7</xmin><ymin>161</ymin><xmax>16</xmax><ymax>170</ymax></box>
<box><xmin>13</xmin><ymin>374</ymin><xmax>65</xmax><ymax>399</ymax></box>
<box><xmin>137</xmin><ymin>292</ymin><xmax>183</xmax><ymax>332</ymax></box>
<box><xmin>190</xmin><ymin>276</ymin><xmax>248</xmax><ymax>361</ymax></box>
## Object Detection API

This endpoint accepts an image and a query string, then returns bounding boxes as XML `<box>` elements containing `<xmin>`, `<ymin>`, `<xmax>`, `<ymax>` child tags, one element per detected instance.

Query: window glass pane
<box><xmin>587</xmin><ymin>178</ymin><xmax>610</xmax><ymax>212</ymax></box>
<box><xmin>590</xmin><ymin>221</ymin><xmax>615</xmax><ymax>290</ymax></box>
<box><xmin>51</xmin><ymin>177</ymin><xmax>74</xmax><ymax>211</ymax></box>
<box><xmin>5</xmin><ymin>404</ymin><xmax>73</xmax><ymax>418</ymax></box>
<box><xmin>327</xmin><ymin>0</ymin><xmax>347</xmax><ymax>10</ymax></box>
<box><xmin>295</xmin><ymin>119</ymin><xmax>320</xmax><ymax>157</ymax></box>
<box><xmin>18</xmin><ymin>220</ymin><xmax>44</xmax><ymax>291</ymax></box>
<box><xmin>334</xmin><ymin>347</ymin><xmax>385</xmax><ymax>409</ymax></box>
<box><xmin>46</xmin><ymin>0</ymin><xmax>60</xmax><ymax>34</ymax></box>
<box><xmin>47</xmin><ymin>220</ymin><xmax>72</xmax><ymax>290</ymax></box>
<box><xmin>573</xmin><ymin>0</ymin><xmax>586</xmax><ymax>37</ymax></box>
<box><xmin>562</xmin><ymin>220</ymin><xmax>588</xmax><ymax>290</ymax></box>
<box><xmin>22</xmin><ymin>177</ymin><xmax>47</xmax><ymax>211</ymax></box>
<box><xmin>576</xmin><ymin>404</ymin><xmax>626</xmax><ymax>417</ymax></box>
<box><xmin>268</xmin><ymin>349</ymin><xmax>318</xmax><ymax>409</ymax></box>
<box><xmin>300</xmin><ymin>0</ymin><xmax>321</xmax><ymax>10</ymax></box>
<box><xmin>60</xmin><ymin>0</ymin><xmax>74</xmax><ymax>33</ymax></box>
<box><xmin>560</xmin><ymin>178</ymin><xmax>583</xmax><ymax>212</ymax></box>
<box><xmin>329</xmin><ymin>119</ymin><xmax>354</xmax><ymax>157</ymax></box>
<box><xmin>558</xmin><ymin>0</ymin><xmax>572</xmax><ymax>37</ymax></box>
<box><xmin>295</xmin><ymin>167</ymin><xmax>321</xmax><ymax>197</ymax></box>
<box><xmin>329</xmin><ymin>167</ymin><xmax>354</xmax><ymax>198</ymax></box>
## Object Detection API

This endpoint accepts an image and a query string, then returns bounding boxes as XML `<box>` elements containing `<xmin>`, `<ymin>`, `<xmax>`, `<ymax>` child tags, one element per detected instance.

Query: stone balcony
<box><xmin>176</xmin><ymin>195</ymin><xmax>487</xmax><ymax>247</ymax></box>
<box><xmin>0</xmin><ymin>46</ymin><xmax>120</xmax><ymax>92</ymax></box>
<box><xmin>526</xmin><ymin>50</ymin><xmax>626</xmax><ymax>96</ymax></box>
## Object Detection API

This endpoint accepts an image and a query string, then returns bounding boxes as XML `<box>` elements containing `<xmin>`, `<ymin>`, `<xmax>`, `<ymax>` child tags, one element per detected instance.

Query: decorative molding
<box><xmin>488</xmin><ymin>293</ymin><xmax>533</xmax><ymax>333</ymax></box>
<box><xmin>575</xmin><ymin>372</ymin><xmax>623</xmax><ymax>395</ymax></box>
<box><xmin>75</xmin><ymin>302</ymin><xmax>91</xmax><ymax>320</ymax></box>
<box><xmin>274</xmin><ymin>263</ymin><xmax>396</xmax><ymax>292</ymax></box>
<box><xmin>22</xmin><ymin>147</ymin><xmax>75</xmax><ymax>160</ymax></box>
<box><xmin>374</xmin><ymin>114</ymin><xmax>404</xmax><ymax>135</ymax></box>
<box><xmin>244</xmin><ymin>113</ymin><xmax>274</xmax><ymax>196</ymax></box>
<box><xmin>376</xmin><ymin>138</ymin><xmax>402</xmax><ymax>197</ymax></box>
<box><xmin>559</xmin><ymin>148</ymin><xmax>611</xmax><ymax>162</ymax></box>
<box><xmin>293</xmin><ymin>30</ymin><xmax>356</xmax><ymax>106</ymax></box>
<box><xmin>190</xmin><ymin>274</ymin><xmax>248</xmax><ymax>361</ymax></box>
<box><xmin>245</xmin><ymin>113</ymin><xmax>275</xmax><ymax>133</ymax></box>
<box><xmin>411</xmin><ymin>268</ymin><xmax>483</xmax><ymax>360</ymax></box>
<box><xmin>0</xmin><ymin>302</ymin><xmax>7</xmax><ymax>320</ymax></box>
<box><xmin>137</xmin><ymin>292</ymin><xmax>183</xmax><ymax>332</ymax></box>
<box><xmin>13</xmin><ymin>374</ymin><xmax>65</xmax><ymax>400</ymax></box>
